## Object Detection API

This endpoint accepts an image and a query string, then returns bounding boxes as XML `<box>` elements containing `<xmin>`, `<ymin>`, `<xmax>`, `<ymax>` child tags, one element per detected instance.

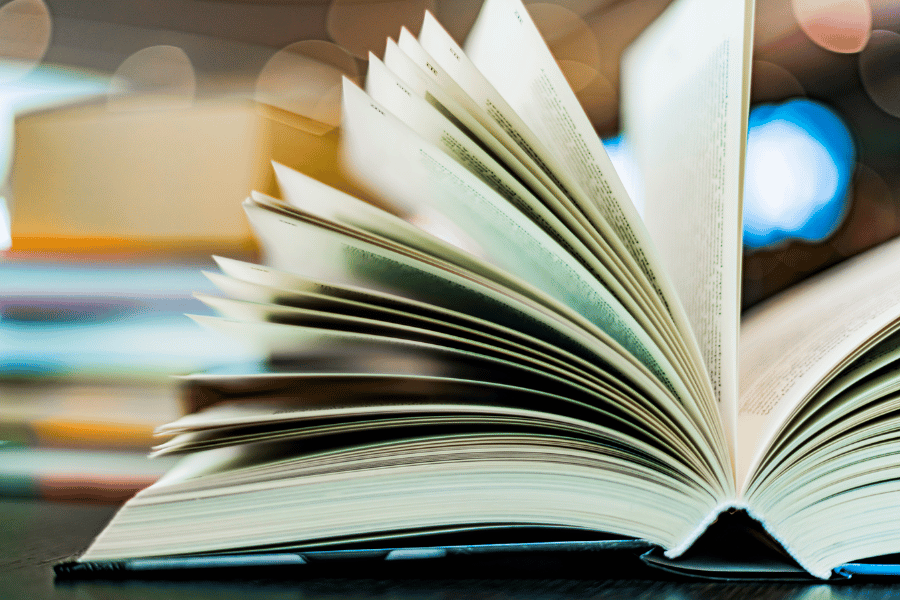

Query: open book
<box><xmin>68</xmin><ymin>0</ymin><xmax>900</xmax><ymax>580</ymax></box>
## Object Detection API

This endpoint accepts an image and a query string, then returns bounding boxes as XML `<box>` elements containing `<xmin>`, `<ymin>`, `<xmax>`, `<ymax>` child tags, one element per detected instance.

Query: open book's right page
<box><xmin>738</xmin><ymin>236</ymin><xmax>900</xmax><ymax>493</ymax></box>
<box><xmin>621</xmin><ymin>0</ymin><xmax>754</xmax><ymax>461</ymax></box>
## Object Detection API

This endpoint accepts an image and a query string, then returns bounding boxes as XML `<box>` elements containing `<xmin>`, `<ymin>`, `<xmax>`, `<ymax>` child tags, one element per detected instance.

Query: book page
<box><xmin>461</xmin><ymin>0</ymin><xmax>691</xmax><ymax>329</ymax></box>
<box><xmin>749</xmin><ymin>330</ymin><xmax>900</xmax><ymax>485</ymax></box>
<box><xmin>199</xmin><ymin>263</ymin><xmax>710</xmax><ymax>453</ymax></box>
<box><xmin>365</xmin><ymin>53</ymin><xmax>693</xmax><ymax>385</ymax></box>
<box><xmin>339</xmin><ymin>79</ymin><xmax>692</xmax><ymax>409</ymax></box>
<box><xmin>746</xmin><ymin>333</ymin><xmax>900</xmax><ymax>496</ymax></box>
<box><xmin>381</xmin><ymin>37</ymin><xmax>706</xmax><ymax>403</ymax></box>
<box><xmin>201</xmin><ymin>262</ymin><xmax>683</xmax><ymax>418</ymax></box>
<box><xmin>195</xmin><ymin>293</ymin><xmax>621</xmax><ymax>401</ymax></box>
<box><xmin>457</xmin><ymin>0</ymin><xmax>727</xmax><ymax>469</ymax></box>
<box><xmin>81</xmin><ymin>431</ymin><xmax>720</xmax><ymax>563</ymax></box>
<box><xmin>737</xmin><ymin>236</ymin><xmax>900</xmax><ymax>493</ymax></box>
<box><xmin>242</xmin><ymin>194</ymin><xmax>692</xmax><ymax>418</ymax></box>
<box><xmin>621</xmin><ymin>0</ymin><xmax>754</xmax><ymax>458</ymax></box>
<box><xmin>242</xmin><ymin>180</ymin><xmax>727</xmax><ymax>482</ymax></box>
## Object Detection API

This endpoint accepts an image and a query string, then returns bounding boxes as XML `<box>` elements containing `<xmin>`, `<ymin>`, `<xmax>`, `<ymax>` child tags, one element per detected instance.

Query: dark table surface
<box><xmin>5</xmin><ymin>497</ymin><xmax>900</xmax><ymax>600</ymax></box>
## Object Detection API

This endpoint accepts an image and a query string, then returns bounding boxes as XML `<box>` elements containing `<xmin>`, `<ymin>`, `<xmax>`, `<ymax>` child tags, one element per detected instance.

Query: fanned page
<box><xmin>370</xmin><ymin>42</ymin><xmax>726</xmax><ymax>468</ymax></box>
<box><xmin>621</xmin><ymin>0</ymin><xmax>754</xmax><ymax>458</ymax></box>
<box><xmin>738</xmin><ymin>236</ymin><xmax>900</xmax><ymax>492</ymax></box>
<box><xmin>74</xmin><ymin>0</ymin><xmax>774</xmax><ymax>574</ymax></box>
<box><xmin>337</xmin><ymin>79</ymin><xmax>707</xmax><ymax>425</ymax></box>
<box><xmin>455</xmin><ymin>0</ymin><xmax>723</xmax><ymax>463</ymax></box>
<box><xmin>726</xmin><ymin>237</ymin><xmax>900</xmax><ymax>578</ymax></box>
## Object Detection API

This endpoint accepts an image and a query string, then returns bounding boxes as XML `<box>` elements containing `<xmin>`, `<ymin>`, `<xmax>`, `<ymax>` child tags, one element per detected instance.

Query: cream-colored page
<box><xmin>243</xmin><ymin>193</ymin><xmax>689</xmax><ymax>419</ymax></box>
<box><xmin>267</xmin><ymin>166</ymin><xmax>629</xmax><ymax>337</ymax></box>
<box><xmin>339</xmin><ymin>78</ymin><xmax>692</xmax><ymax>405</ymax></box>
<box><xmin>461</xmin><ymin>0</ymin><xmax>696</xmax><ymax>331</ymax></box>
<box><xmin>195</xmin><ymin>292</ymin><xmax>620</xmax><ymax>396</ymax></box>
<box><xmin>389</xmin><ymin>27</ymin><xmax>724</xmax><ymax>452</ymax></box>
<box><xmin>197</xmin><ymin>291</ymin><xmax>630</xmax><ymax>390</ymax></box>
<box><xmin>364</xmin><ymin>54</ymin><xmax>583</xmax><ymax>263</ymax></box>
<box><xmin>458</xmin><ymin>0</ymin><xmax>726</xmax><ymax>464</ymax></box>
<box><xmin>738</xmin><ymin>237</ymin><xmax>900</xmax><ymax>493</ymax></box>
<box><xmin>749</xmin><ymin>332</ymin><xmax>900</xmax><ymax>482</ymax></box>
<box><xmin>381</xmin><ymin>38</ymin><xmax>692</xmax><ymax>379</ymax></box>
<box><xmin>382</xmin><ymin>36</ymin><xmax>560</xmax><ymax>208</ymax></box>
<box><xmin>365</xmin><ymin>53</ymin><xmax>686</xmax><ymax>371</ymax></box>
<box><xmin>621</xmin><ymin>0</ymin><xmax>754</xmax><ymax>459</ymax></box>
<box><xmin>202</xmin><ymin>262</ymin><xmax>674</xmax><ymax>402</ymax></box>
<box><xmin>198</xmin><ymin>270</ymin><xmax>719</xmax><ymax>476</ymax></box>
<box><xmin>338</xmin><ymin>81</ymin><xmax>733</xmax><ymax>484</ymax></box>
<box><xmin>189</xmin><ymin>314</ymin><xmax>712</xmax><ymax>467</ymax></box>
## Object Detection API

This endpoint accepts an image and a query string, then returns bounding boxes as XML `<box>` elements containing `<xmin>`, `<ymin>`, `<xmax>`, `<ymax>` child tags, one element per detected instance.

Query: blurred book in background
<box><xmin>9</xmin><ymin>97</ymin><xmax>363</xmax><ymax>254</ymax></box>
<box><xmin>0</xmin><ymin>60</ymin><xmax>380</xmax><ymax>501</ymax></box>
<box><xmin>0</xmin><ymin>258</ymin><xmax>253</xmax><ymax>501</ymax></box>
<box><xmin>0</xmin><ymin>444</ymin><xmax>177</xmax><ymax>503</ymax></box>
<box><xmin>0</xmin><ymin>381</ymin><xmax>180</xmax><ymax>450</ymax></box>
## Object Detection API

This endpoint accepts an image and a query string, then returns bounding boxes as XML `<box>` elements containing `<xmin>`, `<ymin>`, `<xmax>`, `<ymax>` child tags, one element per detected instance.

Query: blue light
<box><xmin>743</xmin><ymin>99</ymin><xmax>855</xmax><ymax>249</ymax></box>
<box><xmin>602</xmin><ymin>134</ymin><xmax>643</xmax><ymax>217</ymax></box>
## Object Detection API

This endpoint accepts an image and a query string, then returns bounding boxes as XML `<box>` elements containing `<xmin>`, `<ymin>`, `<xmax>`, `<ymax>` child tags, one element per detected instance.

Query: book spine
<box><xmin>742</xmin><ymin>504</ymin><xmax>831</xmax><ymax>580</ymax></box>
<box><xmin>0</xmin><ymin>446</ymin><xmax>173</xmax><ymax>503</ymax></box>
<box><xmin>665</xmin><ymin>500</ymin><xmax>832</xmax><ymax>579</ymax></box>
<box><xmin>664</xmin><ymin>501</ymin><xmax>737</xmax><ymax>558</ymax></box>
<box><xmin>2</xmin><ymin>418</ymin><xmax>157</xmax><ymax>451</ymax></box>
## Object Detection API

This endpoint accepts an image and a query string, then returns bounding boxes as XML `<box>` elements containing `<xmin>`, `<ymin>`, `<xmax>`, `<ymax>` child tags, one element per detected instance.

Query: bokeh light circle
<box><xmin>525</xmin><ymin>3</ymin><xmax>600</xmax><ymax>66</ymax></box>
<box><xmin>750</xmin><ymin>60</ymin><xmax>806</xmax><ymax>104</ymax></box>
<box><xmin>831</xmin><ymin>163</ymin><xmax>897</xmax><ymax>257</ymax></box>
<box><xmin>108</xmin><ymin>46</ymin><xmax>196</xmax><ymax>110</ymax></box>
<box><xmin>557</xmin><ymin>59</ymin><xmax>597</xmax><ymax>93</ymax></box>
<box><xmin>859</xmin><ymin>29</ymin><xmax>900</xmax><ymax>118</ymax></box>
<box><xmin>0</xmin><ymin>0</ymin><xmax>51</xmax><ymax>83</ymax></box>
<box><xmin>743</xmin><ymin>99</ymin><xmax>855</xmax><ymax>248</ymax></box>
<box><xmin>257</xmin><ymin>40</ymin><xmax>359</xmax><ymax>131</ymax></box>
<box><xmin>791</xmin><ymin>0</ymin><xmax>872</xmax><ymax>54</ymax></box>
<box><xmin>575</xmin><ymin>72</ymin><xmax>616</xmax><ymax>131</ymax></box>
<box><xmin>526</xmin><ymin>3</ymin><xmax>601</xmax><ymax>88</ymax></box>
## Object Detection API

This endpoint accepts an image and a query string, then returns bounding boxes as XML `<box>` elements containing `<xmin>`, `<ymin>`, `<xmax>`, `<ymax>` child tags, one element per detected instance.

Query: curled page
<box><xmin>457</xmin><ymin>0</ymin><xmax>728</xmax><ymax>473</ymax></box>
<box><xmin>622</xmin><ymin>0</ymin><xmax>754</xmax><ymax>457</ymax></box>
<box><xmin>338</xmin><ymin>78</ymin><xmax>689</xmax><ymax>409</ymax></box>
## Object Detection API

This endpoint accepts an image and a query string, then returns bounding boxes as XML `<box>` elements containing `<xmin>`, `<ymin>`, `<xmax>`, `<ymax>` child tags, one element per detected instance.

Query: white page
<box><xmin>242</xmin><ymin>195</ymin><xmax>680</xmax><ymax>414</ymax></box>
<box><xmin>155</xmin><ymin>401</ymin><xmax>696</xmax><ymax>485</ymax></box>
<box><xmin>748</xmin><ymin>332</ymin><xmax>900</xmax><ymax>489</ymax></box>
<box><xmin>366</xmin><ymin>52</ymin><xmax>566</xmax><ymax>240</ymax></box>
<box><xmin>190</xmin><ymin>314</ymin><xmax>666</xmax><ymax>426</ymax></box>
<box><xmin>193</xmin><ymin>280</ymin><xmax>713</xmax><ymax>471</ymax></box>
<box><xmin>195</xmin><ymin>293</ymin><xmax>614</xmax><ymax>399</ymax></box>
<box><xmin>447</xmin><ymin>1</ymin><xmax>726</xmax><ymax>467</ymax></box>
<box><xmin>738</xmin><ymin>237</ymin><xmax>900</xmax><ymax>494</ymax></box>
<box><xmin>460</xmin><ymin>1</ymin><xmax>696</xmax><ymax>333</ymax></box>
<box><xmin>382</xmin><ymin>35</ymin><xmax>556</xmax><ymax>203</ymax></box>
<box><xmin>384</xmin><ymin>33</ymin><xmax>721</xmax><ymax>442</ymax></box>
<box><xmin>383</xmin><ymin>34</ymin><xmax>623</xmax><ymax>264</ymax></box>
<box><xmin>338</xmin><ymin>81</ymin><xmax>732</xmax><ymax>483</ymax></box>
<box><xmin>267</xmin><ymin>169</ymin><xmax>589</xmax><ymax>312</ymax></box>
<box><xmin>201</xmin><ymin>264</ymin><xmax>677</xmax><ymax>411</ymax></box>
<box><xmin>365</xmin><ymin>52</ymin><xmax>681</xmax><ymax>366</ymax></box>
<box><xmin>339</xmin><ymin>78</ymin><xmax>689</xmax><ymax>407</ymax></box>
<box><xmin>395</xmin><ymin>27</ymin><xmax>572</xmax><ymax>204</ymax></box>
<box><xmin>621</xmin><ymin>0</ymin><xmax>754</xmax><ymax>460</ymax></box>
<box><xmin>243</xmin><ymin>184</ymin><xmax>724</xmax><ymax>480</ymax></box>
<box><xmin>380</xmin><ymin>39</ymin><xmax>679</xmax><ymax>354</ymax></box>
<box><xmin>197</xmin><ymin>283</ymin><xmax>605</xmax><ymax>392</ymax></box>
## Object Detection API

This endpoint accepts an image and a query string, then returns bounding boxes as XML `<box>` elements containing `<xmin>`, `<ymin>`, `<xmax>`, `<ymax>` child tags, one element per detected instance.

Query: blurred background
<box><xmin>0</xmin><ymin>0</ymin><xmax>898</xmax><ymax>500</ymax></box>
